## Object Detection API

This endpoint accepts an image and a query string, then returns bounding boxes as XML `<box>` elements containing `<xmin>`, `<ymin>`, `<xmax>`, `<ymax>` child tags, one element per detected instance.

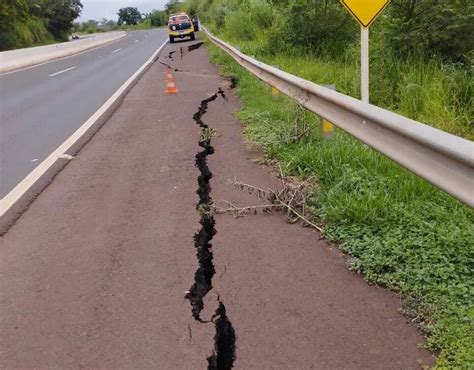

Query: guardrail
<box><xmin>203</xmin><ymin>27</ymin><xmax>474</xmax><ymax>207</ymax></box>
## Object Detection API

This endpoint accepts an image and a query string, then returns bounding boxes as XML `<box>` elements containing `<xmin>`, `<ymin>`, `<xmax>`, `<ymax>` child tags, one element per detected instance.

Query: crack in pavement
<box><xmin>156</xmin><ymin>59</ymin><xmax>188</xmax><ymax>73</ymax></box>
<box><xmin>185</xmin><ymin>91</ymin><xmax>221</xmax><ymax>321</ymax></box>
<box><xmin>168</xmin><ymin>50</ymin><xmax>176</xmax><ymax>61</ymax></box>
<box><xmin>188</xmin><ymin>42</ymin><xmax>204</xmax><ymax>52</ymax></box>
<box><xmin>207</xmin><ymin>302</ymin><xmax>237</xmax><ymax>369</ymax></box>
<box><xmin>159</xmin><ymin>43</ymin><xmax>205</xmax><ymax>71</ymax></box>
<box><xmin>185</xmin><ymin>88</ymin><xmax>236</xmax><ymax>369</ymax></box>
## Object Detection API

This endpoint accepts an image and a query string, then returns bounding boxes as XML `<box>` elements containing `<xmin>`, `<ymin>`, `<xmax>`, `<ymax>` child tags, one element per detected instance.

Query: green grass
<box><xmin>215</xmin><ymin>34</ymin><xmax>473</xmax><ymax>141</ymax></box>
<box><xmin>203</xmin><ymin>36</ymin><xmax>474</xmax><ymax>368</ymax></box>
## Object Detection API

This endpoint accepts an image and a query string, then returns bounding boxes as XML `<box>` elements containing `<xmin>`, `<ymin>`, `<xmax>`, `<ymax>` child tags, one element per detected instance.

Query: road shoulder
<box><xmin>0</xmin><ymin>38</ymin><xmax>435</xmax><ymax>368</ymax></box>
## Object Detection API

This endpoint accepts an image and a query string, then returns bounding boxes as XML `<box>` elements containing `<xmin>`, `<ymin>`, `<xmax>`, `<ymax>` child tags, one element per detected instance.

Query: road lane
<box><xmin>0</xmin><ymin>29</ymin><xmax>168</xmax><ymax>198</ymax></box>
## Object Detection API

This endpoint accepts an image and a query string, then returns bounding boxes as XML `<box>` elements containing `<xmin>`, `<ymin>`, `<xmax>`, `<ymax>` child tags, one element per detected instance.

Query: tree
<box><xmin>25</xmin><ymin>0</ymin><xmax>83</xmax><ymax>40</ymax></box>
<box><xmin>117</xmin><ymin>7</ymin><xmax>142</xmax><ymax>25</ymax></box>
<box><xmin>271</xmin><ymin>0</ymin><xmax>357</xmax><ymax>56</ymax></box>
<box><xmin>0</xmin><ymin>0</ymin><xmax>29</xmax><ymax>33</ymax></box>
<box><xmin>81</xmin><ymin>19</ymin><xmax>99</xmax><ymax>33</ymax></box>
<box><xmin>149</xmin><ymin>10</ymin><xmax>168</xmax><ymax>27</ymax></box>
<box><xmin>165</xmin><ymin>0</ymin><xmax>182</xmax><ymax>15</ymax></box>
<box><xmin>0</xmin><ymin>0</ymin><xmax>29</xmax><ymax>49</ymax></box>
<box><xmin>383</xmin><ymin>0</ymin><xmax>474</xmax><ymax>63</ymax></box>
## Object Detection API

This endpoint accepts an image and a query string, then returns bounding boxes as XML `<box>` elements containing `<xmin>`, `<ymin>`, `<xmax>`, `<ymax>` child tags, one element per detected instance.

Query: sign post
<box><xmin>360</xmin><ymin>26</ymin><xmax>369</xmax><ymax>103</ymax></box>
<box><xmin>340</xmin><ymin>0</ymin><xmax>390</xmax><ymax>103</ymax></box>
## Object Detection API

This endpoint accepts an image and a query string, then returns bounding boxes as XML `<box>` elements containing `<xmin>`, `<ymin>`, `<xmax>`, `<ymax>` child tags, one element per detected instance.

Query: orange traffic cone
<box><xmin>166</xmin><ymin>67</ymin><xmax>173</xmax><ymax>83</ymax></box>
<box><xmin>165</xmin><ymin>68</ymin><xmax>178</xmax><ymax>94</ymax></box>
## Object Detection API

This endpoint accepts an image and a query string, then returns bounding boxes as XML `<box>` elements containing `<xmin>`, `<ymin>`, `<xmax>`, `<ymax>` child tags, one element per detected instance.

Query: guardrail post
<box><xmin>321</xmin><ymin>84</ymin><xmax>336</xmax><ymax>138</ymax></box>
<box><xmin>270</xmin><ymin>65</ymin><xmax>280</xmax><ymax>97</ymax></box>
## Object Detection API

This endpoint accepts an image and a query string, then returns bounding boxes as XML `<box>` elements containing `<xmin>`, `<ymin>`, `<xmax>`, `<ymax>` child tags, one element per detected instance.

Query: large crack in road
<box><xmin>185</xmin><ymin>88</ymin><xmax>237</xmax><ymax>369</ymax></box>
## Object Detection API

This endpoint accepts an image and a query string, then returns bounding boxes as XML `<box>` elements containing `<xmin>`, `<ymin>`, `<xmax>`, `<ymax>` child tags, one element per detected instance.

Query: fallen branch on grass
<box><xmin>216</xmin><ymin>176</ymin><xmax>323</xmax><ymax>232</ymax></box>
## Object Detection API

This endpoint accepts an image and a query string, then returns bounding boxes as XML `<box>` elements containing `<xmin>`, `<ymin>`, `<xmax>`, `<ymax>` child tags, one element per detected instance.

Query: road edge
<box><xmin>0</xmin><ymin>39</ymin><xmax>169</xmax><ymax>235</ymax></box>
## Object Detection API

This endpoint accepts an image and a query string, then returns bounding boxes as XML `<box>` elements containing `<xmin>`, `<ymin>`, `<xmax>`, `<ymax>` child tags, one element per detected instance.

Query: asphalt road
<box><xmin>0</xmin><ymin>41</ymin><xmax>434</xmax><ymax>368</ymax></box>
<box><xmin>0</xmin><ymin>29</ymin><xmax>168</xmax><ymax>198</ymax></box>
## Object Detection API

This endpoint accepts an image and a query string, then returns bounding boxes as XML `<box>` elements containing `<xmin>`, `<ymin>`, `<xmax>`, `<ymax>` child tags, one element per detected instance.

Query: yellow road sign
<box><xmin>341</xmin><ymin>0</ymin><xmax>390</xmax><ymax>28</ymax></box>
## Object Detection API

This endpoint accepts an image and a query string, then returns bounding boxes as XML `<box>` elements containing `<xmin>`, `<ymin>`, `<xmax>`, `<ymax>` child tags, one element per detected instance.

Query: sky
<box><xmin>79</xmin><ymin>0</ymin><xmax>169</xmax><ymax>21</ymax></box>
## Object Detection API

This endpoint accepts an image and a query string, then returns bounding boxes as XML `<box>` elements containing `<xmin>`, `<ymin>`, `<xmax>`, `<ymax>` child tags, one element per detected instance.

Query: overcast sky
<box><xmin>79</xmin><ymin>0</ymin><xmax>169</xmax><ymax>21</ymax></box>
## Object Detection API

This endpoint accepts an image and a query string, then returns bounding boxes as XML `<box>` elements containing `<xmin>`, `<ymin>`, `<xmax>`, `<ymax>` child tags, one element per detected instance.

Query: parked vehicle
<box><xmin>167</xmin><ymin>13</ymin><xmax>195</xmax><ymax>43</ymax></box>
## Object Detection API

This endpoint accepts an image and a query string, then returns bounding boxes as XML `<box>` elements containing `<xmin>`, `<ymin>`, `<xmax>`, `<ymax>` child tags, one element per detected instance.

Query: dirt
<box><xmin>0</xmin><ymin>37</ymin><xmax>435</xmax><ymax>369</ymax></box>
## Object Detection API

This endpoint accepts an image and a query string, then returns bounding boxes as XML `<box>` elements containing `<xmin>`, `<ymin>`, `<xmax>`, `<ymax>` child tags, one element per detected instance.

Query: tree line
<box><xmin>182</xmin><ymin>0</ymin><xmax>473</xmax><ymax>65</ymax></box>
<box><xmin>0</xmin><ymin>0</ymin><xmax>83</xmax><ymax>50</ymax></box>
<box><xmin>0</xmin><ymin>1</ymin><xmax>172</xmax><ymax>51</ymax></box>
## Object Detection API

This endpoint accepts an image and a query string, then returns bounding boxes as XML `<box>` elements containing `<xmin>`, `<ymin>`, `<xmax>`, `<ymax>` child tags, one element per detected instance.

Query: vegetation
<box><xmin>0</xmin><ymin>0</ymin><xmax>172</xmax><ymax>49</ymax></box>
<box><xmin>0</xmin><ymin>0</ymin><xmax>83</xmax><ymax>50</ymax></box>
<box><xmin>73</xmin><ymin>19</ymin><xmax>119</xmax><ymax>34</ymax></box>
<box><xmin>148</xmin><ymin>10</ymin><xmax>168</xmax><ymax>27</ymax></box>
<box><xmin>173</xmin><ymin>0</ymin><xmax>474</xmax><ymax>367</ymax></box>
<box><xmin>117</xmin><ymin>6</ymin><xmax>142</xmax><ymax>26</ymax></box>
<box><xmin>72</xmin><ymin>9</ymin><xmax>168</xmax><ymax>34</ymax></box>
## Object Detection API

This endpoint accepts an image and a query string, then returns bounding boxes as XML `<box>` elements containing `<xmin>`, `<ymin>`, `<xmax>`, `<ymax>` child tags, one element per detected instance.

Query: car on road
<box><xmin>167</xmin><ymin>13</ymin><xmax>195</xmax><ymax>43</ymax></box>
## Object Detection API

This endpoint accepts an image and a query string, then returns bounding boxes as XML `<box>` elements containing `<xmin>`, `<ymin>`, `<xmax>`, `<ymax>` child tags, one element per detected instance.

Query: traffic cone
<box><xmin>166</xmin><ymin>67</ymin><xmax>173</xmax><ymax>83</ymax></box>
<box><xmin>165</xmin><ymin>68</ymin><xmax>178</xmax><ymax>94</ymax></box>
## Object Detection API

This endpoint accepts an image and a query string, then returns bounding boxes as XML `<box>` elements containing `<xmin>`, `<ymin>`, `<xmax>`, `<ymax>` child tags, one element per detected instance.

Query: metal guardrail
<box><xmin>203</xmin><ymin>27</ymin><xmax>474</xmax><ymax>207</ymax></box>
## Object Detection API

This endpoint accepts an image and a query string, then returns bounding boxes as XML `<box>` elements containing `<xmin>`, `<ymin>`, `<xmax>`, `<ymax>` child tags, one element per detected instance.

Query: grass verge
<box><xmin>203</xmin><ymin>36</ymin><xmax>474</xmax><ymax>368</ymax></box>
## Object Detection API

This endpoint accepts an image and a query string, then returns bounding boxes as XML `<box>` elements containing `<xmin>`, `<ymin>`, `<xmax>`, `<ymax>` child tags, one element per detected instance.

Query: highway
<box><xmin>0</xmin><ymin>40</ymin><xmax>434</xmax><ymax>368</ymax></box>
<box><xmin>0</xmin><ymin>29</ymin><xmax>168</xmax><ymax>198</ymax></box>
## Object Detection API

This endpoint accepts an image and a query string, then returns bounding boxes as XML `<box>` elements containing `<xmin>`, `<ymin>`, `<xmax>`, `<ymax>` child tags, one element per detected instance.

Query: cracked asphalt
<box><xmin>0</xmin><ymin>38</ymin><xmax>435</xmax><ymax>368</ymax></box>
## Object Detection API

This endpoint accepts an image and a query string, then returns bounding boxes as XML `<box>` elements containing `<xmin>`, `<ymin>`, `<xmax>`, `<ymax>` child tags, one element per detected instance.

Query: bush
<box><xmin>0</xmin><ymin>16</ymin><xmax>53</xmax><ymax>51</ymax></box>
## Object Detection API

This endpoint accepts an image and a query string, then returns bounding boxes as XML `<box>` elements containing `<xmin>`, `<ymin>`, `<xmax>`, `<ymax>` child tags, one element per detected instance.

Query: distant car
<box><xmin>71</xmin><ymin>34</ymin><xmax>79</xmax><ymax>40</ymax></box>
<box><xmin>167</xmin><ymin>13</ymin><xmax>195</xmax><ymax>43</ymax></box>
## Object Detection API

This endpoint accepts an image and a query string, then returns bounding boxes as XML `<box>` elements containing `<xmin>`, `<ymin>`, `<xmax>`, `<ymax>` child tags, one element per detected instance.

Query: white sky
<box><xmin>79</xmin><ymin>0</ymin><xmax>168</xmax><ymax>21</ymax></box>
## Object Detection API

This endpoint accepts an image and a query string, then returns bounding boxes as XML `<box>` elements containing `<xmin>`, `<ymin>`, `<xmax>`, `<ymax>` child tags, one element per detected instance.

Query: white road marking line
<box><xmin>111</xmin><ymin>48</ymin><xmax>122</xmax><ymax>53</ymax></box>
<box><xmin>134</xmin><ymin>40</ymin><xmax>139</xmax><ymax>43</ymax></box>
<box><xmin>0</xmin><ymin>38</ymin><xmax>169</xmax><ymax>217</ymax></box>
<box><xmin>31</xmin><ymin>159</ymin><xmax>38</xmax><ymax>162</ymax></box>
<box><xmin>48</xmin><ymin>66</ymin><xmax>76</xmax><ymax>77</ymax></box>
